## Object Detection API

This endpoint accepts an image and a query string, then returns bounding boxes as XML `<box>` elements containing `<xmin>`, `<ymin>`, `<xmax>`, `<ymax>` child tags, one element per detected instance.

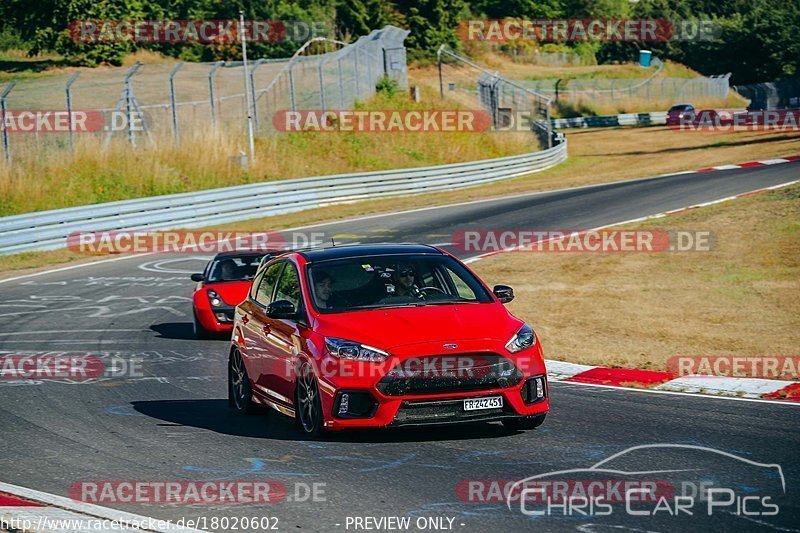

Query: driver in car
<box><xmin>392</xmin><ymin>264</ymin><xmax>418</xmax><ymax>298</ymax></box>
<box><xmin>219</xmin><ymin>259</ymin><xmax>237</xmax><ymax>280</ymax></box>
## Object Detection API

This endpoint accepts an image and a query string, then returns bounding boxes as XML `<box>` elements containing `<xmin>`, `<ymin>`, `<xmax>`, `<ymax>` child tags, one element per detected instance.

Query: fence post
<box><xmin>288</xmin><ymin>60</ymin><xmax>297</xmax><ymax>112</ymax></box>
<box><xmin>65</xmin><ymin>72</ymin><xmax>80</xmax><ymax>152</ymax></box>
<box><xmin>437</xmin><ymin>45</ymin><xmax>445</xmax><ymax>99</ymax></box>
<box><xmin>354</xmin><ymin>46</ymin><xmax>361</xmax><ymax>99</ymax></box>
<box><xmin>208</xmin><ymin>61</ymin><xmax>224</xmax><ymax>130</ymax></box>
<box><xmin>1</xmin><ymin>82</ymin><xmax>15</xmax><ymax>162</ymax></box>
<box><xmin>168</xmin><ymin>62</ymin><xmax>183</xmax><ymax>144</ymax></box>
<box><xmin>124</xmin><ymin>62</ymin><xmax>143</xmax><ymax>146</ymax></box>
<box><xmin>318</xmin><ymin>57</ymin><xmax>326</xmax><ymax>112</ymax></box>
<box><xmin>337</xmin><ymin>57</ymin><xmax>345</xmax><ymax>108</ymax></box>
<box><xmin>249</xmin><ymin>59</ymin><xmax>265</xmax><ymax>129</ymax></box>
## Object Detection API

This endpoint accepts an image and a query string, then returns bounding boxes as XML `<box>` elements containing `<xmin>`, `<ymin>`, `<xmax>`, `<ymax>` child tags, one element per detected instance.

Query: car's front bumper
<box><xmin>195</xmin><ymin>304</ymin><xmax>235</xmax><ymax>333</ymax></box>
<box><xmin>316</xmin><ymin>363</ymin><xmax>548</xmax><ymax>430</ymax></box>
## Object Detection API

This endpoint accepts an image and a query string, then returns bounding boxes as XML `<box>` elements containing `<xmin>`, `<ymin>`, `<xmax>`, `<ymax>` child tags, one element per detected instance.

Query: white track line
<box><xmin>464</xmin><ymin>178</ymin><xmax>800</xmax><ymax>264</ymax></box>
<box><xmin>0</xmin><ymin>481</ymin><xmax>204</xmax><ymax>532</ymax></box>
<box><xmin>551</xmin><ymin>380</ymin><xmax>800</xmax><ymax>407</ymax></box>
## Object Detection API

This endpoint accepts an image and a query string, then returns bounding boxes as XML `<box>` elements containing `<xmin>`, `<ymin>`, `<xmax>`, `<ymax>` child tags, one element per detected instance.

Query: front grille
<box><xmin>390</xmin><ymin>398</ymin><xmax>515</xmax><ymax>426</ymax></box>
<box><xmin>377</xmin><ymin>354</ymin><xmax>523</xmax><ymax>396</ymax></box>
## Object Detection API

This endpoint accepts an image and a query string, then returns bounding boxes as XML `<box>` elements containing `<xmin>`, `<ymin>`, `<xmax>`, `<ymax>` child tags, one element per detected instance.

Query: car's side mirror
<box><xmin>190</xmin><ymin>273</ymin><xmax>204</xmax><ymax>282</ymax></box>
<box><xmin>493</xmin><ymin>285</ymin><xmax>514</xmax><ymax>304</ymax></box>
<box><xmin>266</xmin><ymin>300</ymin><xmax>297</xmax><ymax>319</ymax></box>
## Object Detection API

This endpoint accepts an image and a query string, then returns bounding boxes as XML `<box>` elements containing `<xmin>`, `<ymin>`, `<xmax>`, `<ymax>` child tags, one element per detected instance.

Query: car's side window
<box><xmin>273</xmin><ymin>263</ymin><xmax>301</xmax><ymax>310</ymax></box>
<box><xmin>249</xmin><ymin>269</ymin><xmax>265</xmax><ymax>300</ymax></box>
<box><xmin>255</xmin><ymin>263</ymin><xmax>284</xmax><ymax>306</ymax></box>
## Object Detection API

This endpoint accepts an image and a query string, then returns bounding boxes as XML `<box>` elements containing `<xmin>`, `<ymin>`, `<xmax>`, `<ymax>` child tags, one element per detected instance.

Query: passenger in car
<box><xmin>314</xmin><ymin>272</ymin><xmax>336</xmax><ymax>309</ymax></box>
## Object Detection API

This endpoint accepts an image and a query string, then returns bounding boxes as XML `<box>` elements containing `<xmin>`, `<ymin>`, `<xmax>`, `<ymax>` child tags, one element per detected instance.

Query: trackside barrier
<box><xmin>552</xmin><ymin>112</ymin><xmax>667</xmax><ymax>129</ymax></box>
<box><xmin>0</xmin><ymin>141</ymin><xmax>567</xmax><ymax>254</ymax></box>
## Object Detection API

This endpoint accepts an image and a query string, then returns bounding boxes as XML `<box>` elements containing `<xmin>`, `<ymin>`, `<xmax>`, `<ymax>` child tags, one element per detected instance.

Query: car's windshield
<box><xmin>307</xmin><ymin>254</ymin><xmax>493</xmax><ymax>313</ymax></box>
<box><xmin>206</xmin><ymin>255</ymin><xmax>263</xmax><ymax>282</ymax></box>
<box><xmin>669</xmin><ymin>104</ymin><xmax>693</xmax><ymax>112</ymax></box>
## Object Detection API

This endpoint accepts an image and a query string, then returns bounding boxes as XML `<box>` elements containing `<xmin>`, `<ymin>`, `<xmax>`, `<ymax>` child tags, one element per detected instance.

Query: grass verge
<box><xmin>0</xmin><ymin>86</ymin><xmax>532</xmax><ymax>216</ymax></box>
<box><xmin>471</xmin><ymin>185</ymin><xmax>800</xmax><ymax>371</ymax></box>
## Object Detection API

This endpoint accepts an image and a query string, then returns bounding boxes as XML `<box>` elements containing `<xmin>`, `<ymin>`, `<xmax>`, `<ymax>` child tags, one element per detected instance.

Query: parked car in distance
<box><xmin>666</xmin><ymin>103</ymin><xmax>695</xmax><ymax>125</ymax></box>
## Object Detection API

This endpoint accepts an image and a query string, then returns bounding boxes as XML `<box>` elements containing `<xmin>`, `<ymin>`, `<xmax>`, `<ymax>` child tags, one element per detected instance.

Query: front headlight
<box><xmin>325</xmin><ymin>337</ymin><xmax>389</xmax><ymax>362</ymax></box>
<box><xmin>207</xmin><ymin>289</ymin><xmax>223</xmax><ymax>307</ymax></box>
<box><xmin>505</xmin><ymin>324</ymin><xmax>536</xmax><ymax>353</ymax></box>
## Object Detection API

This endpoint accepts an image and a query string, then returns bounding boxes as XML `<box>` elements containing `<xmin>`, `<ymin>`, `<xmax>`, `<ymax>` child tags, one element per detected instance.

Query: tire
<box><xmin>295</xmin><ymin>361</ymin><xmax>324</xmax><ymax>438</ymax></box>
<box><xmin>502</xmin><ymin>413</ymin><xmax>546</xmax><ymax>431</ymax></box>
<box><xmin>229</xmin><ymin>348</ymin><xmax>257</xmax><ymax>415</ymax></box>
<box><xmin>193</xmin><ymin>310</ymin><xmax>210</xmax><ymax>339</ymax></box>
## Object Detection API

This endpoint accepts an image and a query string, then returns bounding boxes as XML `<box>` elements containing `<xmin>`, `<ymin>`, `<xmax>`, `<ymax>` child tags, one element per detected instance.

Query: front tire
<box><xmin>502</xmin><ymin>413</ymin><xmax>546</xmax><ymax>431</ymax></box>
<box><xmin>295</xmin><ymin>362</ymin><xmax>324</xmax><ymax>438</ymax></box>
<box><xmin>193</xmin><ymin>310</ymin><xmax>210</xmax><ymax>339</ymax></box>
<box><xmin>229</xmin><ymin>348</ymin><xmax>256</xmax><ymax>415</ymax></box>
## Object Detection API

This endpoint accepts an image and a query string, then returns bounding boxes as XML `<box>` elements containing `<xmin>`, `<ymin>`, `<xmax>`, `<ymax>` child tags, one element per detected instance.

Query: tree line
<box><xmin>0</xmin><ymin>0</ymin><xmax>796</xmax><ymax>84</ymax></box>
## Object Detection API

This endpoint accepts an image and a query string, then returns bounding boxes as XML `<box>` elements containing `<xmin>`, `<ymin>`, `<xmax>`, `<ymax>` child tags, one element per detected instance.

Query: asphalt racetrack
<box><xmin>1</xmin><ymin>162</ymin><xmax>799</xmax><ymax>532</ymax></box>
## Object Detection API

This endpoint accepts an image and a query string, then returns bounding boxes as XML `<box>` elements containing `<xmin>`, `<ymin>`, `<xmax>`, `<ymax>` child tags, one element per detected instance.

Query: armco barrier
<box><xmin>0</xmin><ymin>141</ymin><xmax>567</xmax><ymax>255</ymax></box>
<box><xmin>552</xmin><ymin>112</ymin><xmax>667</xmax><ymax>129</ymax></box>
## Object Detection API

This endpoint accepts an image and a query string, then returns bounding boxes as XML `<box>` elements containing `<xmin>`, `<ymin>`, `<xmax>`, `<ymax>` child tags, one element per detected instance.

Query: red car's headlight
<box><xmin>325</xmin><ymin>337</ymin><xmax>390</xmax><ymax>362</ymax></box>
<box><xmin>506</xmin><ymin>324</ymin><xmax>536</xmax><ymax>353</ymax></box>
<box><xmin>207</xmin><ymin>289</ymin><xmax>223</xmax><ymax>307</ymax></box>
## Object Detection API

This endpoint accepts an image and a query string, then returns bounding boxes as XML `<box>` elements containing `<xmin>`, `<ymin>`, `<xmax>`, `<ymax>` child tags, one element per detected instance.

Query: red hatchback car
<box><xmin>190</xmin><ymin>252</ymin><xmax>267</xmax><ymax>338</ymax></box>
<box><xmin>227</xmin><ymin>244</ymin><xmax>549</xmax><ymax>435</ymax></box>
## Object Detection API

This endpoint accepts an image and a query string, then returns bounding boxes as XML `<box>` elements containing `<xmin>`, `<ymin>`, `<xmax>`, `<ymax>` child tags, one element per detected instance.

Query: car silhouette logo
<box><xmin>443</xmin><ymin>344</ymin><xmax>458</xmax><ymax>349</ymax></box>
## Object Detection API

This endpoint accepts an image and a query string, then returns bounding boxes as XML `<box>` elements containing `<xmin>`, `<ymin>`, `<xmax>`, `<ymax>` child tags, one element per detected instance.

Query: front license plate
<box><xmin>463</xmin><ymin>396</ymin><xmax>503</xmax><ymax>411</ymax></box>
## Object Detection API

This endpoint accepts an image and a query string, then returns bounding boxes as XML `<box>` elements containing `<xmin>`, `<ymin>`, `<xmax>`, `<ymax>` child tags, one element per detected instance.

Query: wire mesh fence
<box><xmin>0</xmin><ymin>25</ymin><xmax>409</xmax><ymax>163</ymax></box>
<box><xmin>437</xmin><ymin>45</ymin><xmax>553</xmax><ymax>149</ymax></box>
<box><xmin>510</xmin><ymin>49</ymin><xmax>585</xmax><ymax>66</ymax></box>
<box><xmin>733</xmin><ymin>79</ymin><xmax>800</xmax><ymax>111</ymax></box>
<box><xmin>519</xmin><ymin>58</ymin><xmax>731</xmax><ymax>108</ymax></box>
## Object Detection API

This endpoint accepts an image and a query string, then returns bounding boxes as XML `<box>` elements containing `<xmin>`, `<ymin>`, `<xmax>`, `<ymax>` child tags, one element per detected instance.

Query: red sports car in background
<box><xmin>190</xmin><ymin>252</ymin><xmax>267</xmax><ymax>338</ymax></box>
<box><xmin>666</xmin><ymin>103</ymin><xmax>695</xmax><ymax>126</ymax></box>
<box><xmin>227</xmin><ymin>244</ymin><xmax>549</xmax><ymax>436</ymax></box>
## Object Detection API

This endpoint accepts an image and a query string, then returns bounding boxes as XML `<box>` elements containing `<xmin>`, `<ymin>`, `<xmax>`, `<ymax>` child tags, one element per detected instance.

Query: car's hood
<box><xmin>315</xmin><ymin>302</ymin><xmax>521</xmax><ymax>350</ymax></box>
<box><xmin>204</xmin><ymin>281</ymin><xmax>252</xmax><ymax>306</ymax></box>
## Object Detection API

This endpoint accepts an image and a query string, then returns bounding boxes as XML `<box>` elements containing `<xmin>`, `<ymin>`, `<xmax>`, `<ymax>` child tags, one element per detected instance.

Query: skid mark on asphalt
<box><xmin>182</xmin><ymin>458</ymin><xmax>315</xmax><ymax>480</ymax></box>
<box><xmin>18</xmin><ymin>276</ymin><xmax>189</xmax><ymax>288</ymax></box>
<box><xmin>405</xmin><ymin>502</ymin><xmax>508</xmax><ymax>518</ymax></box>
<box><xmin>105</xmin><ymin>404</ymin><xmax>146</xmax><ymax>416</ymax></box>
<box><xmin>138</xmin><ymin>257</ymin><xmax>211</xmax><ymax>274</ymax></box>
<box><xmin>577</xmin><ymin>525</ymin><xmax>663</xmax><ymax>532</ymax></box>
<box><xmin>321</xmin><ymin>452</ymin><xmax>454</xmax><ymax>472</ymax></box>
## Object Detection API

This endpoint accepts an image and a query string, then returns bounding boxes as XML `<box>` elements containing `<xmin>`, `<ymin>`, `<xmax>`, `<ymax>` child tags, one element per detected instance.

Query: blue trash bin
<box><xmin>639</xmin><ymin>50</ymin><xmax>652</xmax><ymax>67</ymax></box>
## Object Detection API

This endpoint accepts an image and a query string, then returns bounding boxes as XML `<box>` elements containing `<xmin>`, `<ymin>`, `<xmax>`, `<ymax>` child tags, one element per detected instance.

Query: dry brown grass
<box><xmin>471</xmin><ymin>185</ymin><xmax>800</xmax><ymax>370</ymax></box>
<box><xmin>0</xmin><ymin>88</ymin><xmax>532</xmax><ymax>216</ymax></box>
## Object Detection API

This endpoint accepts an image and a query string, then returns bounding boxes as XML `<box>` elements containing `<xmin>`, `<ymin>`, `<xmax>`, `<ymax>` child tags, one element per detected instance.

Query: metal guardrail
<box><xmin>551</xmin><ymin>112</ymin><xmax>667</xmax><ymax>129</ymax></box>
<box><xmin>0</xmin><ymin>141</ymin><xmax>567</xmax><ymax>255</ymax></box>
